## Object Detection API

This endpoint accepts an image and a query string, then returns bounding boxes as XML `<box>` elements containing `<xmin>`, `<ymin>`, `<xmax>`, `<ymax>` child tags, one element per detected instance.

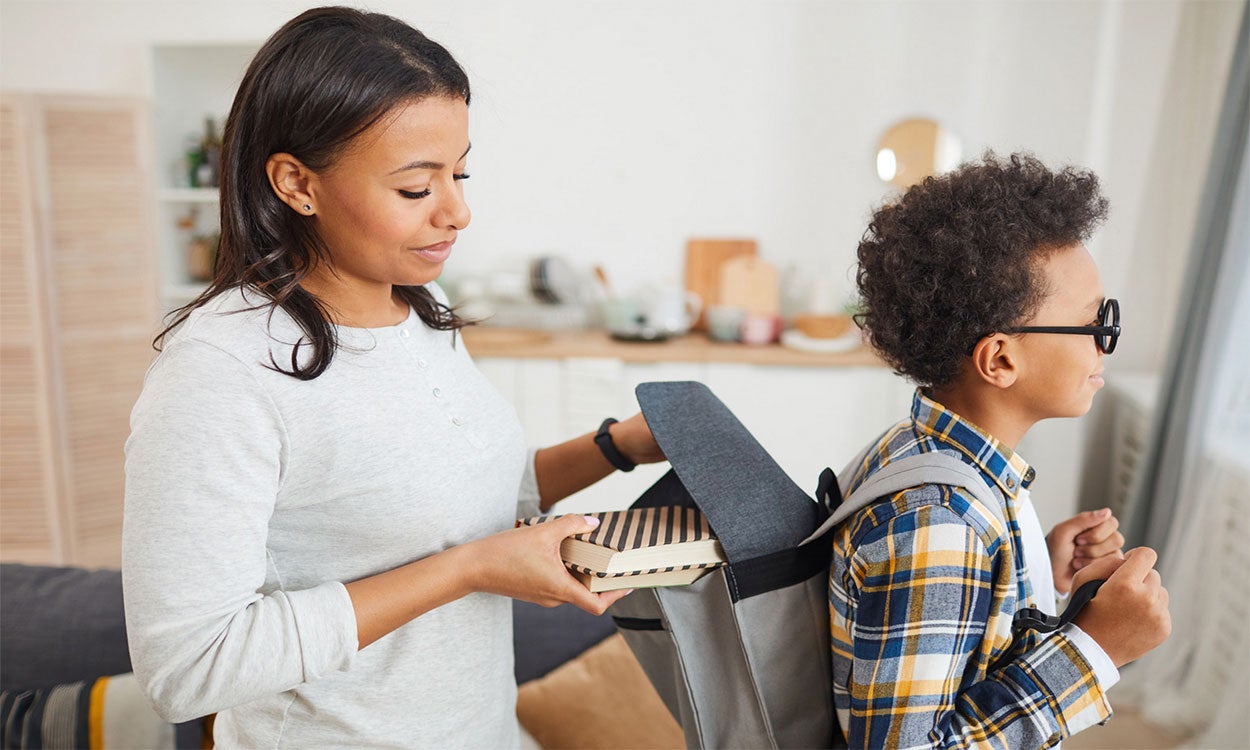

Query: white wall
<box><xmin>5</xmin><ymin>1</ymin><xmax>1231</xmax><ymax>307</ymax></box>
<box><xmin>2</xmin><ymin>0</ymin><xmax>1241</xmax><ymax>527</ymax></box>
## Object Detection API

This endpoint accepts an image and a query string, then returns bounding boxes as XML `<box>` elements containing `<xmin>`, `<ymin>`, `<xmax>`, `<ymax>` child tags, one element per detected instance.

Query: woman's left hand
<box><xmin>609</xmin><ymin>413</ymin><xmax>666</xmax><ymax>466</ymax></box>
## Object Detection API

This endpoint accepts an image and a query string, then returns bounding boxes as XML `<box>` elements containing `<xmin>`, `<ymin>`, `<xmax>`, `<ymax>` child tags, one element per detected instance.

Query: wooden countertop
<box><xmin>460</xmin><ymin>326</ymin><xmax>886</xmax><ymax>367</ymax></box>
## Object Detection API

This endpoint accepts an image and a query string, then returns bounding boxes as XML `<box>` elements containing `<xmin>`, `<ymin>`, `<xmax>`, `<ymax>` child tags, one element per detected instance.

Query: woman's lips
<box><xmin>412</xmin><ymin>240</ymin><xmax>453</xmax><ymax>263</ymax></box>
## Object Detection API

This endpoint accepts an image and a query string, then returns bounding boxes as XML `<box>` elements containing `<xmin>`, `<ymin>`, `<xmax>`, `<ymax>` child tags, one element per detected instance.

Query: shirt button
<box><xmin>433</xmin><ymin>387</ymin><xmax>442</xmax><ymax>398</ymax></box>
<box><xmin>400</xmin><ymin>329</ymin><xmax>410</xmax><ymax>338</ymax></box>
<box><xmin>1006</xmin><ymin>477</ymin><xmax>1016</xmax><ymax>489</ymax></box>
<box><xmin>451</xmin><ymin>416</ymin><xmax>463</xmax><ymax>426</ymax></box>
<box><xmin>418</xmin><ymin>359</ymin><xmax>428</xmax><ymax>369</ymax></box>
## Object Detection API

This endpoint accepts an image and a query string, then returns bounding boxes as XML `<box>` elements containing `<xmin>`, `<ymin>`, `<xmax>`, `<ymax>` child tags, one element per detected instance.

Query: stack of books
<box><xmin>519</xmin><ymin>506</ymin><xmax>727</xmax><ymax>592</ymax></box>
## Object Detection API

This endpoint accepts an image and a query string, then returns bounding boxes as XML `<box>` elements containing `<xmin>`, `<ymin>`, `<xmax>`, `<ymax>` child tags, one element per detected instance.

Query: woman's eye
<box><xmin>453</xmin><ymin>172</ymin><xmax>471</xmax><ymax>181</ymax></box>
<box><xmin>398</xmin><ymin>188</ymin><xmax>432</xmax><ymax>200</ymax></box>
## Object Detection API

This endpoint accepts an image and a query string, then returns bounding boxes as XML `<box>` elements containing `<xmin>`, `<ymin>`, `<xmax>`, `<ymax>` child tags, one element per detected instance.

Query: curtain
<box><xmin>1117</xmin><ymin>4</ymin><xmax>1249</xmax><ymax>747</ymax></box>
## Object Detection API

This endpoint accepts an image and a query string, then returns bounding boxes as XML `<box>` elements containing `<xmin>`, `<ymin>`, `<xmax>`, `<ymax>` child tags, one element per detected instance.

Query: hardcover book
<box><xmin>518</xmin><ymin>506</ymin><xmax>726</xmax><ymax>591</ymax></box>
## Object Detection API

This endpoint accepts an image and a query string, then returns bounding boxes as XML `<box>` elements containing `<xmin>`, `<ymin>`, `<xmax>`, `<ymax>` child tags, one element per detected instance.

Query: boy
<box><xmin>833</xmin><ymin>153</ymin><xmax>1171</xmax><ymax>748</ymax></box>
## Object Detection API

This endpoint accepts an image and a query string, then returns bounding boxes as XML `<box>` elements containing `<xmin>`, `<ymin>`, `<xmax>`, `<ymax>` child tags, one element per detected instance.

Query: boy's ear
<box><xmin>970</xmin><ymin>335</ymin><xmax>1018</xmax><ymax>389</ymax></box>
<box><xmin>266</xmin><ymin>152</ymin><xmax>319</xmax><ymax>215</ymax></box>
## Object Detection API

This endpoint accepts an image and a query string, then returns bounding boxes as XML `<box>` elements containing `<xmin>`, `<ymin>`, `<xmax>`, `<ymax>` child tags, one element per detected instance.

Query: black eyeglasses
<box><xmin>1006</xmin><ymin>297</ymin><xmax>1121</xmax><ymax>354</ymax></box>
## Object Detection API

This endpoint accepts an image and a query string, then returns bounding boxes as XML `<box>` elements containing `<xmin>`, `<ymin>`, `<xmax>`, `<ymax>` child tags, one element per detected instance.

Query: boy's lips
<box><xmin>412</xmin><ymin>240</ymin><xmax>454</xmax><ymax>263</ymax></box>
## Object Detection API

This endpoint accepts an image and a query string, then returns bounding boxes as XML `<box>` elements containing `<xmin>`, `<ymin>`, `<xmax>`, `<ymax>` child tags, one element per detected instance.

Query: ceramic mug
<box><xmin>740</xmin><ymin>313</ymin><xmax>782</xmax><ymax>345</ymax></box>
<box><xmin>706</xmin><ymin>305</ymin><xmax>747</xmax><ymax>342</ymax></box>
<box><xmin>642</xmin><ymin>287</ymin><xmax>703</xmax><ymax>336</ymax></box>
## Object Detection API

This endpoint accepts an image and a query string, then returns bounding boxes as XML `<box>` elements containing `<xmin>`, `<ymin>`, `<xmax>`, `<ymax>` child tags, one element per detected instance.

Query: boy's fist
<box><xmin>1048</xmin><ymin>507</ymin><xmax>1125</xmax><ymax>594</ymax></box>
<box><xmin>1072</xmin><ymin>547</ymin><xmax>1171</xmax><ymax>668</ymax></box>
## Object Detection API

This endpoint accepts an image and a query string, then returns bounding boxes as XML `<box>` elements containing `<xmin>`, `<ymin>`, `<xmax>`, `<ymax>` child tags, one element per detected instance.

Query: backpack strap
<box><xmin>804</xmin><ymin>451</ymin><xmax>1108</xmax><ymax>638</ymax></box>
<box><xmin>802</xmin><ymin>452</ymin><xmax>1005</xmax><ymax>546</ymax></box>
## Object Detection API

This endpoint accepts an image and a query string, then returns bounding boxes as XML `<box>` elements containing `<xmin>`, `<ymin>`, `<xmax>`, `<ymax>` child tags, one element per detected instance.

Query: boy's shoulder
<box><xmin>838</xmin><ymin>421</ymin><xmax>1010</xmax><ymax>558</ymax></box>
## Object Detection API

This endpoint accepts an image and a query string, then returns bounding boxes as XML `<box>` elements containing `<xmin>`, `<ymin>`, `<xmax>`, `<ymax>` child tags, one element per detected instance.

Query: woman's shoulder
<box><xmin>159</xmin><ymin>286</ymin><xmax>301</xmax><ymax>368</ymax></box>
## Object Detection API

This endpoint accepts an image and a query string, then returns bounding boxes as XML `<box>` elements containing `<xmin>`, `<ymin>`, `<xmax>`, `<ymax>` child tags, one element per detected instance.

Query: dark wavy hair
<box><xmin>155</xmin><ymin>6</ymin><xmax>472</xmax><ymax>379</ymax></box>
<box><xmin>855</xmin><ymin>151</ymin><xmax>1109</xmax><ymax>388</ymax></box>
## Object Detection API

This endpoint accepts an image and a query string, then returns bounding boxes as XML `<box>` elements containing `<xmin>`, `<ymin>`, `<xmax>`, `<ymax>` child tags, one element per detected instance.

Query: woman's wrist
<box><xmin>597</xmin><ymin>419</ymin><xmax>637</xmax><ymax>472</ymax></box>
<box><xmin>446</xmin><ymin>539</ymin><xmax>485</xmax><ymax>597</ymax></box>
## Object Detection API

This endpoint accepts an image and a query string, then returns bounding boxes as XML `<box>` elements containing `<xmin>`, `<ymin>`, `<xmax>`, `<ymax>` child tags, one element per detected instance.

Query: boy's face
<box><xmin>1013</xmin><ymin>243</ymin><xmax>1108</xmax><ymax>419</ymax></box>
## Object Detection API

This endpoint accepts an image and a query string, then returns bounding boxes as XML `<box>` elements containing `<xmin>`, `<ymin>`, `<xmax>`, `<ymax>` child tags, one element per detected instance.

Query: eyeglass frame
<box><xmin>969</xmin><ymin>297</ymin><xmax>1121</xmax><ymax>355</ymax></box>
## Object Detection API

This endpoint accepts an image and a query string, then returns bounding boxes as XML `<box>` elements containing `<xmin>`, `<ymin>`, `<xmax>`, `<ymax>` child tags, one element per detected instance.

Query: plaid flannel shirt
<box><xmin>829</xmin><ymin>390</ymin><xmax>1113</xmax><ymax>749</ymax></box>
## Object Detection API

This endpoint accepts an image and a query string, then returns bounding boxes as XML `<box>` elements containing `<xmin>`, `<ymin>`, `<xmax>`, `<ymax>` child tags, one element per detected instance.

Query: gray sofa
<box><xmin>0</xmin><ymin>563</ymin><xmax>615</xmax><ymax>747</ymax></box>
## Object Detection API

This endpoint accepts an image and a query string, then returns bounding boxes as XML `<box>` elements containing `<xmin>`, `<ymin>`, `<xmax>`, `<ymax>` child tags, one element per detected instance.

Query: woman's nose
<box><xmin>435</xmin><ymin>180</ymin><xmax>471</xmax><ymax>230</ymax></box>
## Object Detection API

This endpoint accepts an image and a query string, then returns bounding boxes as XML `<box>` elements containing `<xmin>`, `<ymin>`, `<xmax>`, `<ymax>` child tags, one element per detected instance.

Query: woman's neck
<box><xmin>298</xmin><ymin>272</ymin><xmax>408</xmax><ymax>328</ymax></box>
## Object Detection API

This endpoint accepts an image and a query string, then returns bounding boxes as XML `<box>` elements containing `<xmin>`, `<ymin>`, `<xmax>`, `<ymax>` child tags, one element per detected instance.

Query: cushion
<box><xmin>0</xmin><ymin>672</ymin><xmax>184</xmax><ymax>749</ymax></box>
<box><xmin>512</xmin><ymin>600</ymin><xmax>616</xmax><ymax>684</ymax></box>
<box><xmin>0</xmin><ymin>564</ymin><xmax>131</xmax><ymax>691</ymax></box>
<box><xmin>516</xmin><ymin>633</ymin><xmax>683</xmax><ymax>749</ymax></box>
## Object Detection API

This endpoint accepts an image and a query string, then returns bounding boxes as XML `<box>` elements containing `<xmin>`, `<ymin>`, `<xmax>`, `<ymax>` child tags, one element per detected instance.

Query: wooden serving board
<box><xmin>718</xmin><ymin>255</ymin><xmax>780</xmax><ymax>316</ymax></box>
<box><xmin>684</xmin><ymin>238</ymin><xmax>757</xmax><ymax>330</ymax></box>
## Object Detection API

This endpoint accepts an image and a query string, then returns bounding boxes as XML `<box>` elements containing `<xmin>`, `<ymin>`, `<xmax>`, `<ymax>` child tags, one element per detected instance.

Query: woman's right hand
<box><xmin>463</xmin><ymin>515</ymin><xmax>632</xmax><ymax>615</ymax></box>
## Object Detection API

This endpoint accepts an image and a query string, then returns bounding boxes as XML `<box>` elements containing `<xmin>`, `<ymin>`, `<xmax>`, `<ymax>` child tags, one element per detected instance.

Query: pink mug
<box><xmin>740</xmin><ymin>314</ymin><xmax>781</xmax><ymax>345</ymax></box>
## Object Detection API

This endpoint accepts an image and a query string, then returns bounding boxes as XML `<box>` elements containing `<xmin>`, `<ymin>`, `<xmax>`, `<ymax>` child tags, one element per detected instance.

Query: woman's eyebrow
<box><xmin>388</xmin><ymin>143</ymin><xmax>472</xmax><ymax>175</ymax></box>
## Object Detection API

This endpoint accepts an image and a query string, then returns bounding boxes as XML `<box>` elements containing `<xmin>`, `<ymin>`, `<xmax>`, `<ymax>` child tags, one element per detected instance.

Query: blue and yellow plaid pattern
<box><xmin>829</xmin><ymin>390</ymin><xmax>1112</xmax><ymax>748</ymax></box>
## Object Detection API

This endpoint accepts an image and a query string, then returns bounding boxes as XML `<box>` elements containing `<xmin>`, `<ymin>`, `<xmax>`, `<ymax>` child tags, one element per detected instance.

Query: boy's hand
<box><xmin>1071</xmin><ymin>547</ymin><xmax>1171</xmax><ymax>668</ymax></box>
<box><xmin>1047</xmin><ymin>507</ymin><xmax>1125</xmax><ymax>594</ymax></box>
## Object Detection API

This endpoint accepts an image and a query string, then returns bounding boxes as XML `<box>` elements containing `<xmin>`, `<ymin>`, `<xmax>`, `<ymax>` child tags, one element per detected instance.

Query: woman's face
<box><xmin>306</xmin><ymin>96</ymin><xmax>471</xmax><ymax>295</ymax></box>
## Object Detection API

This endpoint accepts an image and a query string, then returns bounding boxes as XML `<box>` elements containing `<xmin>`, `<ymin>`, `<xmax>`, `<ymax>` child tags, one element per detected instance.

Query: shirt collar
<box><xmin>910</xmin><ymin>389</ymin><xmax>1036</xmax><ymax>499</ymax></box>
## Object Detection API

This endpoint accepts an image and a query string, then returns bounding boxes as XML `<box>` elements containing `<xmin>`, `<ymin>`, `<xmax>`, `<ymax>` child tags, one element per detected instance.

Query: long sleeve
<box><xmin>837</xmin><ymin>505</ymin><xmax>1112</xmax><ymax>749</ymax></box>
<box><xmin>122</xmin><ymin>340</ymin><xmax>357</xmax><ymax>723</ymax></box>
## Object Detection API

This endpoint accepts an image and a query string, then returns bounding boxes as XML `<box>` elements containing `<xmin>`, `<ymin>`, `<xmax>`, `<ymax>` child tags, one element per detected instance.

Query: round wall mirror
<box><xmin>876</xmin><ymin>118</ymin><xmax>962</xmax><ymax>189</ymax></box>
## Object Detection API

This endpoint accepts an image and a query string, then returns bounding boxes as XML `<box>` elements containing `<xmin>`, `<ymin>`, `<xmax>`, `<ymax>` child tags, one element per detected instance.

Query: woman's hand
<box><xmin>609</xmin><ymin>412</ymin><xmax>666</xmax><ymax>466</ymax></box>
<box><xmin>463</xmin><ymin>515</ymin><xmax>632</xmax><ymax>615</ymax></box>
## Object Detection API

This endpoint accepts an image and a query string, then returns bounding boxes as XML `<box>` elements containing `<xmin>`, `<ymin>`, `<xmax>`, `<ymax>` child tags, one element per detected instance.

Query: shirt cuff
<box><xmin>1062</xmin><ymin>622</ymin><xmax>1120</xmax><ymax>691</ymax></box>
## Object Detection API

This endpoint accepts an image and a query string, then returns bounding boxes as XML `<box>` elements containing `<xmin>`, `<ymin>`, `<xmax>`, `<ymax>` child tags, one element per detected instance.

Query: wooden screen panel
<box><xmin>0</xmin><ymin>98</ymin><xmax>62</xmax><ymax>563</ymax></box>
<box><xmin>43</xmin><ymin>105</ymin><xmax>155</xmax><ymax>331</ymax></box>
<box><xmin>40</xmin><ymin>99</ymin><xmax>157</xmax><ymax>567</ymax></box>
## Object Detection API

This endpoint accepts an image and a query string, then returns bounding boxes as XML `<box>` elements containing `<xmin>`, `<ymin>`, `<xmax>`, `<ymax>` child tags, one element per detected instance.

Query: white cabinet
<box><xmin>475</xmin><ymin>356</ymin><xmax>914</xmax><ymax>513</ymax></box>
<box><xmin>150</xmin><ymin>44</ymin><xmax>257</xmax><ymax>312</ymax></box>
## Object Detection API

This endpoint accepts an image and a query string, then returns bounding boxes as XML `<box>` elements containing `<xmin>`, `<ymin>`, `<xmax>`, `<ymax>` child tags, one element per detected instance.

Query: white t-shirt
<box><xmin>1016</xmin><ymin>489</ymin><xmax>1120</xmax><ymax>695</ymax></box>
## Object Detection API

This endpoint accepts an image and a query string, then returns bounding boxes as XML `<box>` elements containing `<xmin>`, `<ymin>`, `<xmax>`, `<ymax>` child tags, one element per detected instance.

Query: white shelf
<box><xmin>159</xmin><ymin>187</ymin><xmax>219</xmax><ymax>203</ymax></box>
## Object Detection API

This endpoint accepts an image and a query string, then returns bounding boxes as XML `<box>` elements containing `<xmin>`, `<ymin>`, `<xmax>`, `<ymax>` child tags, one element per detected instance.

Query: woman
<box><xmin>121</xmin><ymin>7</ymin><xmax>663</xmax><ymax>748</ymax></box>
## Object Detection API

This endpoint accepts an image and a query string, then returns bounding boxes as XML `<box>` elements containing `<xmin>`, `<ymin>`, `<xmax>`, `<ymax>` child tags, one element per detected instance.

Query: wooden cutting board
<box><xmin>684</xmin><ymin>238</ymin><xmax>757</xmax><ymax>330</ymax></box>
<box><xmin>719</xmin><ymin>255</ymin><xmax>780</xmax><ymax>316</ymax></box>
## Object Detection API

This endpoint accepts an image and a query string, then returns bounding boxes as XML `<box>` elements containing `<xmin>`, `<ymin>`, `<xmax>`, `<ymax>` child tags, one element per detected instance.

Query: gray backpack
<box><xmin>610</xmin><ymin>381</ymin><xmax>1007</xmax><ymax>749</ymax></box>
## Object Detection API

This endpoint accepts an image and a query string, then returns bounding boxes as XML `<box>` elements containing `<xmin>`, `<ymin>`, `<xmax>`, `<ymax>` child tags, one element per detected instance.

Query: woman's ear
<box><xmin>266</xmin><ymin>153</ymin><xmax>318</xmax><ymax>216</ymax></box>
<box><xmin>970</xmin><ymin>335</ymin><xmax>1019</xmax><ymax>389</ymax></box>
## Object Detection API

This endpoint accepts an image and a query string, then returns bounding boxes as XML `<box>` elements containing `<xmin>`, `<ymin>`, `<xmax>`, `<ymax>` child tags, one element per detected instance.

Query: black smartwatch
<box><xmin>594</xmin><ymin>418</ymin><xmax>637</xmax><ymax>472</ymax></box>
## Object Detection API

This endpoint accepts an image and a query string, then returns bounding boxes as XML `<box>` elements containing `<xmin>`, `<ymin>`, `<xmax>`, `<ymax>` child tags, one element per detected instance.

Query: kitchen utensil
<box><xmin>529</xmin><ymin>256</ymin><xmax>582</xmax><ymax>305</ymax></box>
<box><xmin>719</xmin><ymin>256</ymin><xmax>780</xmax><ymax>316</ymax></box>
<box><xmin>684</xmin><ymin>239</ymin><xmax>757</xmax><ymax>331</ymax></box>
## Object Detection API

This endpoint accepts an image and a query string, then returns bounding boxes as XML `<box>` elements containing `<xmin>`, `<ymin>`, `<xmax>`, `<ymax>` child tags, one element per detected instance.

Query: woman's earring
<box><xmin>303</xmin><ymin>203</ymin><xmax>313</xmax><ymax>213</ymax></box>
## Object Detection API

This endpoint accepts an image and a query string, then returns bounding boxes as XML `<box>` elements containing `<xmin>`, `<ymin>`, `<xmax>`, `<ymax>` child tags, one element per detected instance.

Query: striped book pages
<box><xmin>518</xmin><ymin>506</ymin><xmax>726</xmax><ymax>581</ymax></box>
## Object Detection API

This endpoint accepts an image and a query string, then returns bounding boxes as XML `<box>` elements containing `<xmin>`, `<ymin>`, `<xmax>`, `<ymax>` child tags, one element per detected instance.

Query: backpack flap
<box><xmin>635</xmin><ymin>381</ymin><xmax>822</xmax><ymax>563</ymax></box>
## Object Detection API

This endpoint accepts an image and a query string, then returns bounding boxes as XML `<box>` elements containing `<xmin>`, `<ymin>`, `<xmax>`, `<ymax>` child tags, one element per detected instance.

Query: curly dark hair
<box><xmin>855</xmin><ymin>151</ymin><xmax>1109</xmax><ymax>388</ymax></box>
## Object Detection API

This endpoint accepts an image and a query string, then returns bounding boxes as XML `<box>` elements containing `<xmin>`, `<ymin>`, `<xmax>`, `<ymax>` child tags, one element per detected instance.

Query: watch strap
<box><xmin>594</xmin><ymin>418</ymin><xmax>637</xmax><ymax>472</ymax></box>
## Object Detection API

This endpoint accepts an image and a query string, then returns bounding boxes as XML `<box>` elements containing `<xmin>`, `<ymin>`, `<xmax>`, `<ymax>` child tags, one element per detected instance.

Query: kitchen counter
<box><xmin>460</xmin><ymin>326</ymin><xmax>886</xmax><ymax>367</ymax></box>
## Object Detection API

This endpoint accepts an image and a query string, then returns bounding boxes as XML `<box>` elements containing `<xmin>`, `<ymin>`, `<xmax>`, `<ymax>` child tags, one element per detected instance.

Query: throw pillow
<box><xmin>516</xmin><ymin>633</ymin><xmax>683</xmax><ymax>749</ymax></box>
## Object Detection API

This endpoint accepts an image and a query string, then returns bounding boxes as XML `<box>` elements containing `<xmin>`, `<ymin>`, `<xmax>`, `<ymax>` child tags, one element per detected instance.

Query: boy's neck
<box><xmin>924</xmin><ymin>385</ymin><xmax>1035</xmax><ymax>451</ymax></box>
